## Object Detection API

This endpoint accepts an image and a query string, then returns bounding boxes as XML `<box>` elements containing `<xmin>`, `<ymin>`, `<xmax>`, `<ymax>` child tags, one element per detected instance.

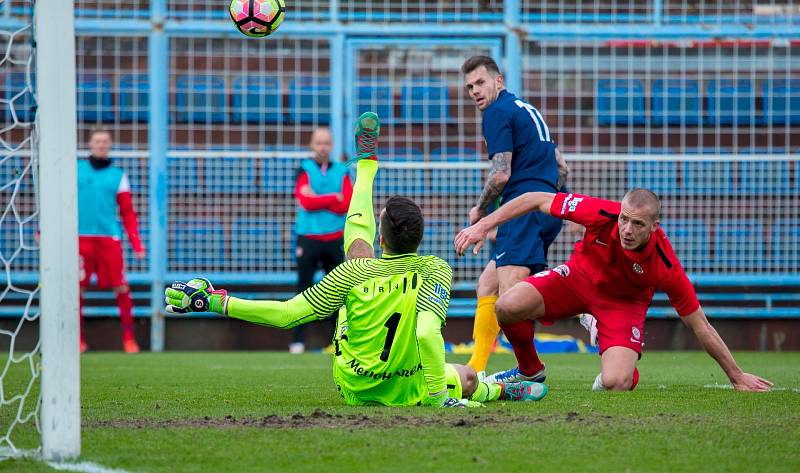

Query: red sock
<box><xmin>116</xmin><ymin>291</ymin><xmax>135</xmax><ymax>341</ymax></box>
<box><xmin>630</xmin><ymin>367</ymin><xmax>640</xmax><ymax>391</ymax></box>
<box><xmin>500</xmin><ymin>320</ymin><xmax>544</xmax><ymax>376</ymax></box>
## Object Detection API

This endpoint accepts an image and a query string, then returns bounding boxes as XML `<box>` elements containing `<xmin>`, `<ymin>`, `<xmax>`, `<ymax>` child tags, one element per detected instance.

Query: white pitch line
<box><xmin>47</xmin><ymin>461</ymin><xmax>138</xmax><ymax>473</ymax></box>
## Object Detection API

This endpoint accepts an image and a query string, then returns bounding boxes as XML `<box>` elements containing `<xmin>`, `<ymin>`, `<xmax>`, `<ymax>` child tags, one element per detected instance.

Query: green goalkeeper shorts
<box><xmin>333</xmin><ymin>363</ymin><xmax>463</xmax><ymax>406</ymax></box>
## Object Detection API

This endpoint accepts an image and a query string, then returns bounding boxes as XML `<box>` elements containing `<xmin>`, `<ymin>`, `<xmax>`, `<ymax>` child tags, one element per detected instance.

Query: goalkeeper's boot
<box><xmin>484</xmin><ymin>365</ymin><xmax>547</xmax><ymax>384</ymax></box>
<box><xmin>499</xmin><ymin>381</ymin><xmax>548</xmax><ymax>402</ymax></box>
<box><xmin>352</xmin><ymin>111</ymin><xmax>381</xmax><ymax>162</ymax></box>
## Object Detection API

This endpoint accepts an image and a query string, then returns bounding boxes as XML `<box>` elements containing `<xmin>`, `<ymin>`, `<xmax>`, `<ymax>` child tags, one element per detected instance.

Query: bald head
<box><xmin>309</xmin><ymin>127</ymin><xmax>332</xmax><ymax>164</ymax></box>
<box><xmin>622</xmin><ymin>188</ymin><xmax>661</xmax><ymax>221</ymax></box>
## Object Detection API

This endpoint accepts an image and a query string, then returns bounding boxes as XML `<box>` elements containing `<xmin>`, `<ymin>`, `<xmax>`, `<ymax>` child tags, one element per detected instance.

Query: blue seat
<box><xmin>651</xmin><ymin>79</ymin><xmax>701</xmax><ymax>126</ymax></box>
<box><xmin>168</xmin><ymin>218</ymin><xmax>226</xmax><ymax>271</ymax></box>
<box><xmin>627</xmin><ymin>160</ymin><xmax>678</xmax><ymax>196</ymax></box>
<box><xmin>76</xmin><ymin>74</ymin><xmax>114</xmax><ymax>122</ymax></box>
<box><xmin>714</xmin><ymin>219</ymin><xmax>765</xmax><ymax>271</ymax></box>
<box><xmin>166</xmin><ymin>156</ymin><xmax>200</xmax><ymax>192</ymax></box>
<box><xmin>771</xmin><ymin>219</ymin><xmax>800</xmax><ymax>271</ymax></box>
<box><xmin>231</xmin><ymin>76</ymin><xmax>282</xmax><ymax>124</ymax></box>
<box><xmin>738</xmin><ymin>161</ymin><xmax>791</xmax><ymax>195</ymax></box>
<box><xmin>596</xmin><ymin>79</ymin><xmax>646</xmax><ymax>126</ymax></box>
<box><xmin>119</xmin><ymin>74</ymin><xmax>148</xmax><ymax>122</ymax></box>
<box><xmin>401</xmin><ymin>79</ymin><xmax>449</xmax><ymax>122</ymax></box>
<box><xmin>355</xmin><ymin>77</ymin><xmax>393</xmax><ymax>123</ymax></box>
<box><xmin>3</xmin><ymin>72</ymin><xmax>35</xmax><ymax>123</ymax></box>
<box><xmin>288</xmin><ymin>76</ymin><xmax>330</xmax><ymax>124</ymax></box>
<box><xmin>230</xmin><ymin>218</ymin><xmax>284</xmax><ymax>271</ymax></box>
<box><xmin>681</xmin><ymin>161</ymin><xmax>734</xmax><ymax>195</ymax></box>
<box><xmin>661</xmin><ymin>219</ymin><xmax>709</xmax><ymax>273</ymax></box>
<box><xmin>382</xmin><ymin>147</ymin><xmax>423</xmax><ymax>161</ymax></box>
<box><xmin>762</xmin><ymin>79</ymin><xmax>800</xmax><ymax>125</ymax></box>
<box><xmin>430</xmin><ymin>147</ymin><xmax>480</xmax><ymax>162</ymax></box>
<box><xmin>175</xmin><ymin>75</ymin><xmax>227</xmax><ymax>124</ymax></box>
<box><xmin>706</xmin><ymin>79</ymin><xmax>756</xmax><ymax>126</ymax></box>
<box><xmin>203</xmin><ymin>157</ymin><xmax>257</xmax><ymax>192</ymax></box>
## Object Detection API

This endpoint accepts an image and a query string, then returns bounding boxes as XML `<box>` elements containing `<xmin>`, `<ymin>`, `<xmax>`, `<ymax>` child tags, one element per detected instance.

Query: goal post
<box><xmin>36</xmin><ymin>0</ymin><xmax>80</xmax><ymax>461</ymax></box>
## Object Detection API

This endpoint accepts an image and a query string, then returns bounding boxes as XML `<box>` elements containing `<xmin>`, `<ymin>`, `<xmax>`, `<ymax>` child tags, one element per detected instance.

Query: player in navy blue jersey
<box><xmin>460</xmin><ymin>56</ymin><xmax>570</xmax><ymax>379</ymax></box>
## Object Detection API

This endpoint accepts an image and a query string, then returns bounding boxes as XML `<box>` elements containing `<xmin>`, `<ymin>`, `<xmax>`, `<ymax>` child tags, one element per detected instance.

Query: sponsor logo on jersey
<box><xmin>632</xmin><ymin>326</ymin><xmax>641</xmax><ymax>340</ymax></box>
<box><xmin>495</xmin><ymin>251</ymin><xmax>506</xmax><ymax>260</ymax></box>
<box><xmin>560</xmin><ymin>194</ymin><xmax>584</xmax><ymax>215</ymax></box>
<box><xmin>345</xmin><ymin>358</ymin><xmax>422</xmax><ymax>381</ymax></box>
<box><xmin>433</xmin><ymin>283</ymin><xmax>449</xmax><ymax>301</ymax></box>
<box><xmin>553</xmin><ymin>264</ymin><xmax>570</xmax><ymax>277</ymax></box>
<box><xmin>534</xmin><ymin>270</ymin><xmax>551</xmax><ymax>278</ymax></box>
<box><xmin>632</xmin><ymin>263</ymin><xmax>644</xmax><ymax>274</ymax></box>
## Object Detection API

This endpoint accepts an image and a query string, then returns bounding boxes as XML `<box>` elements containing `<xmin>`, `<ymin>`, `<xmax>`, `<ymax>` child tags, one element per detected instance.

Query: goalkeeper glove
<box><xmin>164</xmin><ymin>278</ymin><xmax>228</xmax><ymax>315</ymax></box>
<box><xmin>441</xmin><ymin>398</ymin><xmax>483</xmax><ymax>408</ymax></box>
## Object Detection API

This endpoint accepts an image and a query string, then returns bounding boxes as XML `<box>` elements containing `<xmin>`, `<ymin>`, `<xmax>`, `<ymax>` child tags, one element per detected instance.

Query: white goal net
<box><xmin>0</xmin><ymin>0</ymin><xmax>80</xmax><ymax>462</ymax></box>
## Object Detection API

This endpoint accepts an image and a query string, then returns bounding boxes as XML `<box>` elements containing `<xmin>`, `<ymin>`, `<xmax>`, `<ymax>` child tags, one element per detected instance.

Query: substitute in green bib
<box><xmin>165</xmin><ymin>112</ymin><xmax>547</xmax><ymax>408</ymax></box>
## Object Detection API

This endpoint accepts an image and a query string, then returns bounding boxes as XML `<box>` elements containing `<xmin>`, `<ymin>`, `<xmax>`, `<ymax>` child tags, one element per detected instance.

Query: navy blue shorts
<box><xmin>493</xmin><ymin>210</ymin><xmax>563</xmax><ymax>272</ymax></box>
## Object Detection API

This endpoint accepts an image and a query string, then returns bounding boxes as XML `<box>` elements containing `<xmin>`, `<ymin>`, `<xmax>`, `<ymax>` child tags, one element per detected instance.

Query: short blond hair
<box><xmin>623</xmin><ymin>188</ymin><xmax>661</xmax><ymax>220</ymax></box>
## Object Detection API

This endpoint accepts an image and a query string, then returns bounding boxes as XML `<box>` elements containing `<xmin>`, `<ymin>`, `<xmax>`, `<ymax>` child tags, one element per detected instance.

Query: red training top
<box><xmin>549</xmin><ymin>192</ymin><xmax>700</xmax><ymax>316</ymax></box>
<box><xmin>294</xmin><ymin>171</ymin><xmax>353</xmax><ymax>241</ymax></box>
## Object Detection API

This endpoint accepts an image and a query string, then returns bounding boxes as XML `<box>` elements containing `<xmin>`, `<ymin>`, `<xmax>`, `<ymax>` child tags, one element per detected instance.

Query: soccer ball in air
<box><xmin>229</xmin><ymin>0</ymin><xmax>285</xmax><ymax>38</ymax></box>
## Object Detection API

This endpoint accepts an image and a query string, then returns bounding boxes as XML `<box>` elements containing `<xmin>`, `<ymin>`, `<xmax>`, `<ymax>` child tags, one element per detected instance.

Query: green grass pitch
<box><xmin>3</xmin><ymin>351</ymin><xmax>799</xmax><ymax>472</ymax></box>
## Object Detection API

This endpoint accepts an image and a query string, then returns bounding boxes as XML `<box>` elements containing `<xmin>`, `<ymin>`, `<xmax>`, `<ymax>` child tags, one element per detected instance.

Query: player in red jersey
<box><xmin>455</xmin><ymin>188</ymin><xmax>773</xmax><ymax>392</ymax></box>
<box><xmin>78</xmin><ymin>129</ymin><xmax>145</xmax><ymax>354</ymax></box>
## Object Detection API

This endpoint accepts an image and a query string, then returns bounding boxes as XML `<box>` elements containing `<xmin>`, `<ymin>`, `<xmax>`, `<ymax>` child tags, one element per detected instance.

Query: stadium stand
<box><xmin>175</xmin><ymin>75</ymin><xmax>227</xmax><ymax>124</ymax></box>
<box><xmin>231</xmin><ymin>76</ymin><xmax>283</xmax><ymax>124</ymax></box>
<box><xmin>76</xmin><ymin>74</ymin><xmax>115</xmax><ymax>123</ymax></box>
<box><xmin>596</xmin><ymin>78</ymin><xmax>647</xmax><ymax>126</ymax></box>
<box><xmin>762</xmin><ymin>79</ymin><xmax>800</xmax><ymax>125</ymax></box>
<box><xmin>401</xmin><ymin>79</ymin><xmax>450</xmax><ymax>122</ymax></box>
<box><xmin>119</xmin><ymin>73</ymin><xmax>149</xmax><ymax>123</ymax></box>
<box><xmin>356</xmin><ymin>77</ymin><xmax>393</xmax><ymax>123</ymax></box>
<box><xmin>651</xmin><ymin>79</ymin><xmax>701</xmax><ymax>126</ymax></box>
<box><xmin>706</xmin><ymin>79</ymin><xmax>757</xmax><ymax>126</ymax></box>
<box><xmin>289</xmin><ymin>76</ymin><xmax>331</xmax><ymax>124</ymax></box>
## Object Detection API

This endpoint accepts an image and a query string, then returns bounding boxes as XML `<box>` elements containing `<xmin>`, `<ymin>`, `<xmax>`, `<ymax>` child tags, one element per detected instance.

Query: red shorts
<box><xmin>79</xmin><ymin>236</ymin><xmax>127</xmax><ymax>289</ymax></box>
<box><xmin>523</xmin><ymin>264</ymin><xmax>646</xmax><ymax>355</ymax></box>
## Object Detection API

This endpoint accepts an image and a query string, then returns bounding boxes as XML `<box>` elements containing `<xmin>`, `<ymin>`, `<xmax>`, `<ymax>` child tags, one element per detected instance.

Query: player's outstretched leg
<box><xmin>344</xmin><ymin>111</ymin><xmax>381</xmax><ymax>260</ymax></box>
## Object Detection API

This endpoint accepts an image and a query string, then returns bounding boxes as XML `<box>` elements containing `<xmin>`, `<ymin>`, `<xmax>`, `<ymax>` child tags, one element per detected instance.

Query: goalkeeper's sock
<box><xmin>466</xmin><ymin>296</ymin><xmax>499</xmax><ymax>373</ymax></box>
<box><xmin>116</xmin><ymin>291</ymin><xmax>135</xmax><ymax>341</ymax></box>
<box><xmin>343</xmin><ymin>159</ymin><xmax>378</xmax><ymax>255</ymax></box>
<box><xmin>470</xmin><ymin>381</ymin><xmax>502</xmax><ymax>402</ymax></box>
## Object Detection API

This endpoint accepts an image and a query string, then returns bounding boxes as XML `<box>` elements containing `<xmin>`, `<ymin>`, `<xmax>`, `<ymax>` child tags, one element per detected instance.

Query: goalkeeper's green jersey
<box><xmin>304</xmin><ymin>253</ymin><xmax>452</xmax><ymax>406</ymax></box>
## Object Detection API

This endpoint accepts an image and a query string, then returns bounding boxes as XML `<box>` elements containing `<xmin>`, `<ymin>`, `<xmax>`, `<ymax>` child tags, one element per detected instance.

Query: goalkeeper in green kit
<box><xmin>165</xmin><ymin>112</ymin><xmax>547</xmax><ymax>407</ymax></box>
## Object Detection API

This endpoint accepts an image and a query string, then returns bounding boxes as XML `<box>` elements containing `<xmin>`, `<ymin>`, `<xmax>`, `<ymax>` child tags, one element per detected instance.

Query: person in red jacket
<box><xmin>455</xmin><ymin>188</ymin><xmax>772</xmax><ymax>392</ymax></box>
<box><xmin>78</xmin><ymin>129</ymin><xmax>145</xmax><ymax>354</ymax></box>
<box><xmin>291</xmin><ymin>127</ymin><xmax>353</xmax><ymax>353</ymax></box>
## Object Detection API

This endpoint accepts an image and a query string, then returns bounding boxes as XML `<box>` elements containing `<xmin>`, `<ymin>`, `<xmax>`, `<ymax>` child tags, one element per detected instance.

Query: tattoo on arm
<box><xmin>477</xmin><ymin>152</ymin><xmax>512</xmax><ymax>212</ymax></box>
<box><xmin>555</xmin><ymin>148</ymin><xmax>570</xmax><ymax>189</ymax></box>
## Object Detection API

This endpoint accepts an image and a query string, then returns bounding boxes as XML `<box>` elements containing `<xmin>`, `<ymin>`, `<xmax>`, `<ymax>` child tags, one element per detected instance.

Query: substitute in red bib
<box><xmin>455</xmin><ymin>188</ymin><xmax>772</xmax><ymax>392</ymax></box>
<box><xmin>78</xmin><ymin>128</ymin><xmax>145</xmax><ymax>354</ymax></box>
